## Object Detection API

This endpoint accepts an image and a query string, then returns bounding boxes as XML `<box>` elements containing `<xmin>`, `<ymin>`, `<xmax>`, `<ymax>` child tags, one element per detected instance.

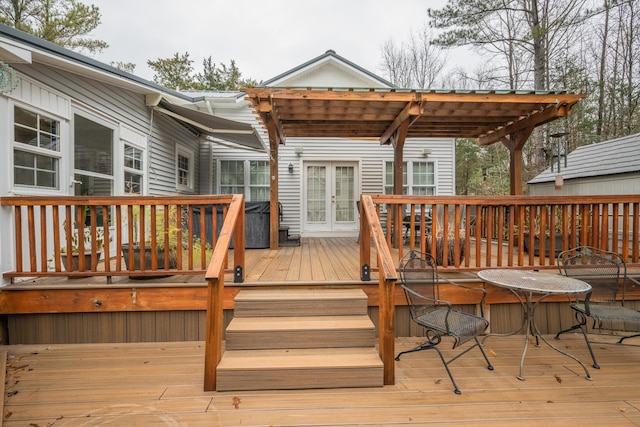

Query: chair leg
<box><xmin>397</xmin><ymin>338</ymin><xmax>493</xmax><ymax>395</ymax></box>
<box><xmin>618</xmin><ymin>333</ymin><xmax>640</xmax><ymax>344</ymax></box>
<box><xmin>395</xmin><ymin>340</ymin><xmax>433</xmax><ymax>361</ymax></box>
<box><xmin>554</xmin><ymin>312</ymin><xmax>599</xmax><ymax>369</ymax></box>
<box><xmin>555</xmin><ymin>310</ymin><xmax>587</xmax><ymax>340</ymax></box>
<box><xmin>576</xmin><ymin>324</ymin><xmax>600</xmax><ymax>369</ymax></box>
<box><xmin>554</xmin><ymin>323</ymin><xmax>583</xmax><ymax>339</ymax></box>
<box><xmin>432</xmin><ymin>346</ymin><xmax>462</xmax><ymax>395</ymax></box>
<box><xmin>474</xmin><ymin>337</ymin><xmax>494</xmax><ymax>371</ymax></box>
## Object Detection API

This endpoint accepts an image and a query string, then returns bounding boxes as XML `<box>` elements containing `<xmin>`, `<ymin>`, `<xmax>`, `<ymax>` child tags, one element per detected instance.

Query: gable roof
<box><xmin>529</xmin><ymin>133</ymin><xmax>640</xmax><ymax>184</ymax></box>
<box><xmin>261</xmin><ymin>49</ymin><xmax>395</xmax><ymax>88</ymax></box>
<box><xmin>0</xmin><ymin>23</ymin><xmax>264</xmax><ymax>150</ymax></box>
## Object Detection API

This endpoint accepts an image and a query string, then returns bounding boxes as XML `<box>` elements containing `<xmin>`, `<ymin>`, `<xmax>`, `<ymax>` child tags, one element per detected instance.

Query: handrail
<box><xmin>1</xmin><ymin>195</ymin><xmax>246</xmax><ymax>281</ymax></box>
<box><xmin>362</xmin><ymin>194</ymin><xmax>640</xmax><ymax>274</ymax></box>
<box><xmin>360</xmin><ymin>194</ymin><xmax>398</xmax><ymax>385</ymax></box>
<box><xmin>204</xmin><ymin>194</ymin><xmax>245</xmax><ymax>391</ymax></box>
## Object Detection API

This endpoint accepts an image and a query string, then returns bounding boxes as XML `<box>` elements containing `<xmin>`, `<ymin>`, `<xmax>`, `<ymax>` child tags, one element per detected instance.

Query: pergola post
<box><xmin>502</xmin><ymin>127</ymin><xmax>533</xmax><ymax>196</ymax></box>
<box><xmin>265</xmin><ymin>114</ymin><xmax>281</xmax><ymax>249</ymax></box>
<box><xmin>391</xmin><ymin>120</ymin><xmax>409</xmax><ymax>247</ymax></box>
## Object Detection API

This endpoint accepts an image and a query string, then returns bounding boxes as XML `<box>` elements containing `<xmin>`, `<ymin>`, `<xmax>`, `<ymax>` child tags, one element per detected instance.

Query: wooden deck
<box><xmin>3</xmin><ymin>334</ymin><xmax>640</xmax><ymax>426</ymax></box>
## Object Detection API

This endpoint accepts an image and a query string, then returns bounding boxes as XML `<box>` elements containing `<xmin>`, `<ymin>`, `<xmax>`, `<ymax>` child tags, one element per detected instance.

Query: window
<box><xmin>124</xmin><ymin>144</ymin><xmax>144</xmax><ymax>194</ymax></box>
<box><xmin>385</xmin><ymin>161</ymin><xmax>435</xmax><ymax>195</ymax></box>
<box><xmin>412</xmin><ymin>161</ymin><xmax>436</xmax><ymax>195</ymax></box>
<box><xmin>176</xmin><ymin>146</ymin><xmax>194</xmax><ymax>191</ymax></box>
<box><xmin>220</xmin><ymin>160</ymin><xmax>244</xmax><ymax>194</ymax></box>
<box><xmin>74</xmin><ymin>114</ymin><xmax>114</xmax><ymax>197</ymax></box>
<box><xmin>219</xmin><ymin>160</ymin><xmax>270</xmax><ymax>201</ymax></box>
<box><xmin>13</xmin><ymin>106</ymin><xmax>61</xmax><ymax>189</ymax></box>
<box><xmin>249</xmin><ymin>161</ymin><xmax>269</xmax><ymax>201</ymax></box>
<box><xmin>384</xmin><ymin>161</ymin><xmax>407</xmax><ymax>195</ymax></box>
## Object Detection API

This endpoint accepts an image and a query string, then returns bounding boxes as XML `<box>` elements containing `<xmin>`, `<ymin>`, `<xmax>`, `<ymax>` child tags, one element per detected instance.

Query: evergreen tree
<box><xmin>0</xmin><ymin>0</ymin><xmax>107</xmax><ymax>53</ymax></box>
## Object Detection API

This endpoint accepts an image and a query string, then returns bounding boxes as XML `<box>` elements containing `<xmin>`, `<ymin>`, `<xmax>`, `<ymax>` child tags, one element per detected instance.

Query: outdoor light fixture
<box><xmin>422</xmin><ymin>148</ymin><xmax>432</xmax><ymax>157</ymax></box>
<box><xmin>288</xmin><ymin>163</ymin><xmax>294</xmax><ymax>173</ymax></box>
<box><xmin>295</xmin><ymin>147</ymin><xmax>304</xmax><ymax>155</ymax></box>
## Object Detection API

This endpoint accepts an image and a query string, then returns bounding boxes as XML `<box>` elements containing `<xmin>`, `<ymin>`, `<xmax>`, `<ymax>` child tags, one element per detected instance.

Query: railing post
<box><xmin>360</xmin><ymin>196</ymin><xmax>371</xmax><ymax>281</ymax></box>
<box><xmin>204</xmin><ymin>275</ymin><xmax>224</xmax><ymax>391</ymax></box>
<box><xmin>361</xmin><ymin>195</ymin><xmax>398</xmax><ymax>385</ymax></box>
<box><xmin>379</xmin><ymin>272</ymin><xmax>395</xmax><ymax>385</ymax></box>
<box><xmin>233</xmin><ymin>195</ymin><xmax>245</xmax><ymax>283</ymax></box>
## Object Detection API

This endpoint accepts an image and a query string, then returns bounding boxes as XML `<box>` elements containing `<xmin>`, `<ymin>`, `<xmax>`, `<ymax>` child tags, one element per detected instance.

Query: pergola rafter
<box><xmin>243</xmin><ymin>87</ymin><xmax>584</xmax><ymax>248</ymax></box>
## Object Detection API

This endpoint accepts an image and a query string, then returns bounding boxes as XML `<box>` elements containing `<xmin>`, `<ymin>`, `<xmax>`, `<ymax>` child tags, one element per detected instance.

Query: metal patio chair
<box><xmin>395</xmin><ymin>250</ymin><xmax>493</xmax><ymax>394</ymax></box>
<box><xmin>555</xmin><ymin>246</ymin><xmax>640</xmax><ymax>369</ymax></box>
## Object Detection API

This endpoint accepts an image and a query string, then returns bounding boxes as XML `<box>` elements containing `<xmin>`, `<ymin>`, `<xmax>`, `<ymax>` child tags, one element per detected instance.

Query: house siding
<box><xmin>1</xmin><ymin>64</ymin><xmax>203</xmax><ymax>284</ymax></box>
<box><xmin>7</xmin><ymin>63</ymin><xmax>202</xmax><ymax>196</ymax></box>
<box><xmin>212</xmin><ymin>137</ymin><xmax>455</xmax><ymax>236</ymax></box>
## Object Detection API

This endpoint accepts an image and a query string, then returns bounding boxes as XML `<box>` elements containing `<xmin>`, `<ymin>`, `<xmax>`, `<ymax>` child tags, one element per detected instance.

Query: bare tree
<box><xmin>378</xmin><ymin>26</ymin><xmax>446</xmax><ymax>88</ymax></box>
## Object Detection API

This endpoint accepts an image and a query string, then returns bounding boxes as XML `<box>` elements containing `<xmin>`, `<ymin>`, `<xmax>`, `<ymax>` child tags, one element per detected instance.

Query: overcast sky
<box><xmin>89</xmin><ymin>0</ymin><xmax>473</xmax><ymax>84</ymax></box>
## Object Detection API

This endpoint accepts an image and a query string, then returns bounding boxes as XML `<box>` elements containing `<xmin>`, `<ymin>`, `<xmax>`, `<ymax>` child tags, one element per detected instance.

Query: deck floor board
<box><xmin>4</xmin><ymin>335</ymin><xmax>640</xmax><ymax>426</ymax></box>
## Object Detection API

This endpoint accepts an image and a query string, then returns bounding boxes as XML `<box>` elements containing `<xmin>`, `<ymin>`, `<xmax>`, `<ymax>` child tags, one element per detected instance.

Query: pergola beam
<box><xmin>379</xmin><ymin>100</ymin><xmax>423</xmax><ymax>145</ymax></box>
<box><xmin>478</xmin><ymin>103</ymin><xmax>570</xmax><ymax>146</ymax></box>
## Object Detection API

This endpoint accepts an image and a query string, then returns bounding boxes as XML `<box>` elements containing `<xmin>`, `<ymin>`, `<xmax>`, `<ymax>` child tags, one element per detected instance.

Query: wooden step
<box><xmin>216</xmin><ymin>347</ymin><xmax>384</xmax><ymax>391</ymax></box>
<box><xmin>225</xmin><ymin>315</ymin><xmax>376</xmax><ymax>350</ymax></box>
<box><xmin>233</xmin><ymin>288</ymin><xmax>368</xmax><ymax>317</ymax></box>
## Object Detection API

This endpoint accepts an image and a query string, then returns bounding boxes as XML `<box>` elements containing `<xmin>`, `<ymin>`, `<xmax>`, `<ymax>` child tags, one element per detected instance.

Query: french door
<box><xmin>303</xmin><ymin>161</ymin><xmax>358</xmax><ymax>234</ymax></box>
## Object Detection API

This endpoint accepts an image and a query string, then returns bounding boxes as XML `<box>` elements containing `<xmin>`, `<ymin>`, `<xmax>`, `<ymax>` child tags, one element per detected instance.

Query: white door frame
<box><xmin>301</xmin><ymin>160</ymin><xmax>359</xmax><ymax>236</ymax></box>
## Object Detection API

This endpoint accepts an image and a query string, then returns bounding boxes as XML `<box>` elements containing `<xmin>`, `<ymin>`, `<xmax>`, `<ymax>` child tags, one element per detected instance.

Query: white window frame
<box><xmin>123</xmin><ymin>143</ymin><xmax>145</xmax><ymax>195</ymax></box>
<box><xmin>176</xmin><ymin>145</ymin><xmax>195</xmax><ymax>192</ymax></box>
<box><xmin>72</xmin><ymin>110</ymin><xmax>117</xmax><ymax>197</ymax></box>
<box><xmin>384</xmin><ymin>160</ymin><xmax>437</xmax><ymax>195</ymax></box>
<box><xmin>11</xmin><ymin>103</ymin><xmax>65</xmax><ymax>193</ymax></box>
<box><xmin>248</xmin><ymin>160</ymin><xmax>270</xmax><ymax>201</ymax></box>
<box><xmin>217</xmin><ymin>159</ymin><xmax>270</xmax><ymax>201</ymax></box>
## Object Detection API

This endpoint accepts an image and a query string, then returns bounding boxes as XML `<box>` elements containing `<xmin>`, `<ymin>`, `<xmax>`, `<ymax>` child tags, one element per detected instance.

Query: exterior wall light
<box><xmin>288</xmin><ymin>163</ymin><xmax>294</xmax><ymax>173</ymax></box>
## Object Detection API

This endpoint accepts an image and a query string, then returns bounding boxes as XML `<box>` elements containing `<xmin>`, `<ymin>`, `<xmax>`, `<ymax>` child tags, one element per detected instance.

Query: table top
<box><xmin>477</xmin><ymin>269</ymin><xmax>591</xmax><ymax>295</ymax></box>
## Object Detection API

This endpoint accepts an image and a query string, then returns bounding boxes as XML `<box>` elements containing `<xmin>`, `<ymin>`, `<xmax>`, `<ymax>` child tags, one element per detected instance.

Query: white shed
<box><xmin>528</xmin><ymin>133</ymin><xmax>640</xmax><ymax>196</ymax></box>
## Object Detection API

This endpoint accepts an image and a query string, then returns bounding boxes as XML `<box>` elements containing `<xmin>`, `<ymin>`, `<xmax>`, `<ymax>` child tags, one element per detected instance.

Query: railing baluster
<box><xmin>27</xmin><ymin>205</ymin><xmax>36</xmax><ymax>272</ymax></box>
<box><xmin>40</xmin><ymin>205</ymin><xmax>48</xmax><ymax>273</ymax></box>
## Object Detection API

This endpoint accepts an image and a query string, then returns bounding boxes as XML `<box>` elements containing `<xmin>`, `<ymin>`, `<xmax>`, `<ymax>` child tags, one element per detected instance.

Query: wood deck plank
<box><xmin>4</xmin><ymin>335</ymin><xmax>640</xmax><ymax>426</ymax></box>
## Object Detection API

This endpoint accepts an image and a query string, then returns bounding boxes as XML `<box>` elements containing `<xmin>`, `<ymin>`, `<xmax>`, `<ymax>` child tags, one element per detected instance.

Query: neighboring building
<box><xmin>207</xmin><ymin>50</ymin><xmax>457</xmax><ymax>238</ymax></box>
<box><xmin>529</xmin><ymin>133</ymin><xmax>640</xmax><ymax>196</ymax></box>
<box><xmin>0</xmin><ymin>23</ymin><xmax>263</xmax><ymax>284</ymax></box>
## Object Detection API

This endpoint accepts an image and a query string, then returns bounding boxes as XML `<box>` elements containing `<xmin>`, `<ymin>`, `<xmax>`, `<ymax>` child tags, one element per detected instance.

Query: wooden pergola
<box><xmin>243</xmin><ymin>88</ymin><xmax>585</xmax><ymax>249</ymax></box>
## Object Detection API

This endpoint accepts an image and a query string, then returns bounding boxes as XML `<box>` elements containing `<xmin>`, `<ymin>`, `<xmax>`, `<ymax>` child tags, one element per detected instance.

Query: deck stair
<box><xmin>216</xmin><ymin>288</ymin><xmax>383</xmax><ymax>391</ymax></box>
<box><xmin>278</xmin><ymin>224</ymin><xmax>301</xmax><ymax>246</ymax></box>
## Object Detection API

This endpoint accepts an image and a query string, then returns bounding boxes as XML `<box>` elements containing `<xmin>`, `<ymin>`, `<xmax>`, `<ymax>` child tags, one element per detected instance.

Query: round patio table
<box><xmin>477</xmin><ymin>269</ymin><xmax>592</xmax><ymax>381</ymax></box>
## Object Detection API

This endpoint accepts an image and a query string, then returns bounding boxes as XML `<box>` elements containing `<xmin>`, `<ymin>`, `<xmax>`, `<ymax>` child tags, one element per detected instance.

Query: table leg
<box><xmin>529</xmin><ymin>297</ymin><xmax>592</xmax><ymax>381</ymax></box>
<box><xmin>516</xmin><ymin>292</ymin><xmax>535</xmax><ymax>380</ymax></box>
<box><xmin>482</xmin><ymin>288</ymin><xmax>528</xmax><ymax>345</ymax></box>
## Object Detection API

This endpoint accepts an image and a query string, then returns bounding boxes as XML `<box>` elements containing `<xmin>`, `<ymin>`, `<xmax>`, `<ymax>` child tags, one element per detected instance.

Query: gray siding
<box><xmin>212</xmin><ymin>137</ymin><xmax>455</xmax><ymax>236</ymax></box>
<box><xmin>9</xmin><ymin>63</ymin><xmax>201</xmax><ymax>195</ymax></box>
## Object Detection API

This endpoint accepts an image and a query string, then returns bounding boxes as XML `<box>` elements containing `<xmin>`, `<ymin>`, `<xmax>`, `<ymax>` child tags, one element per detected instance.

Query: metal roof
<box><xmin>529</xmin><ymin>133</ymin><xmax>640</xmax><ymax>184</ymax></box>
<box><xmin>0</xmin><ymin>23</ymin><xmax>265</xmax><ymax>150</ymax></box>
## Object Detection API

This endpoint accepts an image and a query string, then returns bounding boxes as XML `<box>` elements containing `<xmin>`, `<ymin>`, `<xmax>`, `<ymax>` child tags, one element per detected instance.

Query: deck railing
<box><xmin>1</xmin><ymin>195</ymin><xmax>246</xmax><ymax>282</ymax></box>
<box><xmin>204</xmin><ymin>194</ymin><xmax>245</xmax><ymax>391</ymax></box>
<box><xmin>359</xmin><ymin>195</ymin><xmax>398</xmax><ymax>386</ymax></box>
<box><xmin>360</xmin><ymin>194</ymin><xmax>640</xmax><ymax>275</ymax></box>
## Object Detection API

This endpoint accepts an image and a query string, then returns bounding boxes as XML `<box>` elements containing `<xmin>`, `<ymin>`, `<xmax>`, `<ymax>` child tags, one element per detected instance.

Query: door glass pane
<box><xmin>306</xmin><ymin>165</ymin><xmax>326</xmax><ymax>223</ymax></box>
<box><xmin>335</xmin><ymin>166</ymin><xmax>354</xmax><ymax>222</ymax></box>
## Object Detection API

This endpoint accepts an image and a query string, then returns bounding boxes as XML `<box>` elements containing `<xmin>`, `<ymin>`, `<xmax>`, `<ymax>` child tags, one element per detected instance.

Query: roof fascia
<box><xmin>261</xmin><ymin>50</ymin><xmax>395</xmax><ymax>88</ymax></box>
<box><xmin>0</xmin><ymin>23</ymin><xmax>193</xmax><ymax>102</ymax></box>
